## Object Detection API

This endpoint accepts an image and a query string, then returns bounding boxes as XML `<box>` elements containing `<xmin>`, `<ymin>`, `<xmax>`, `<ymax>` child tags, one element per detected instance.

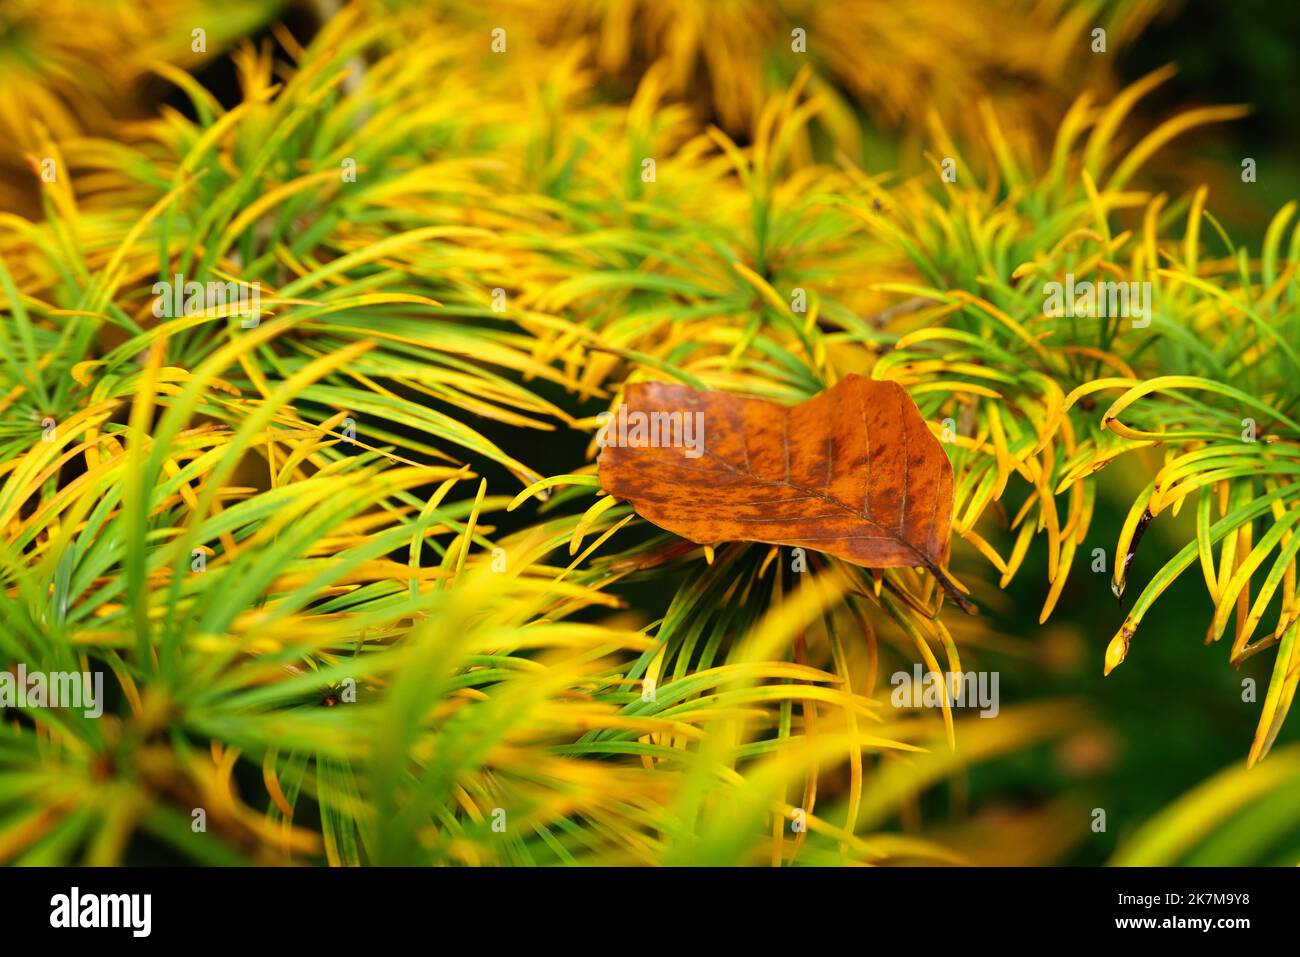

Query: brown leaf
<box><xmin>597</xmin><ymin>374</ymin><xmax>970</xmax><ymax>610</ymax></box>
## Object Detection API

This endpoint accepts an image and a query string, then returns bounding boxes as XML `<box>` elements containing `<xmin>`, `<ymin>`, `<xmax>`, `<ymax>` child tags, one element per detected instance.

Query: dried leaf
<box><xmin>598</xmin><ymin>375</ymin><xmax>969</xmax><ymax>610</ymax></box>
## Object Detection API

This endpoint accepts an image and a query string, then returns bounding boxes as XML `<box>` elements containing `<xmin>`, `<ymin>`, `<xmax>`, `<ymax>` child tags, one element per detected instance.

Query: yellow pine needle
<box><xmin>507</xmin><ymin>473</ymin><xmax>600</xmax><ymax>511</ymax></box>
<box><xmin>1000</xmin><ymin>520</ymin><xmax>1037</xmax><ymax>588</ymax></box>
<box><xmin>1037</xmin><ymin>473</ymin><xmax>1062</xmax><ymax>583</ymax></box>
<box><xmin>555</xmin><ymin>515</ymin><xmax>635</xmax><ymax>584</ymax></box>
<box><xmin>961</xmin><ymin>528</ymin><xmax>1008</xmax><ymax>576</ymax></box>
<box><xmin>569</xmin><ymin>493</ymin><xmax>619</xmax><ymax>555</ymax></box>
<box><xmin>1249</xmin><ymin>621</ymin><xmax>1300</xmax><ymax>766</ymax></box>
<box><xmin>447</xmin><ymin>478</ymin><xmax>487</xmax><ymax>583</ymax></box>
<box><xmin>1104</xmin><ymin>625</ymin><xmax>1132</xmax><ymax>676</ymax></box>
<box><xmin>1040</xmin><ymin>535</ymin><xmax>1078</xmax><ymax>624</ymax></box>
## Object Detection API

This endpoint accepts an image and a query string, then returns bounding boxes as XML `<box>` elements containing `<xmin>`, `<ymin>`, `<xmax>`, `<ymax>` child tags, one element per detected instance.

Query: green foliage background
<box><xmin>1</xmin><ymin>0</ymin><xmax>1299</xmax><ymax>866</ymax></box>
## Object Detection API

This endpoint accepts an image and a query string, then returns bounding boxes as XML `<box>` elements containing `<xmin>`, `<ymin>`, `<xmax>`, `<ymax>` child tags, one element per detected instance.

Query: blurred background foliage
<box><xmin>0</xmin><ymin>0</ymin><xmax>1298</xmax><ymax>866</ymax></box>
